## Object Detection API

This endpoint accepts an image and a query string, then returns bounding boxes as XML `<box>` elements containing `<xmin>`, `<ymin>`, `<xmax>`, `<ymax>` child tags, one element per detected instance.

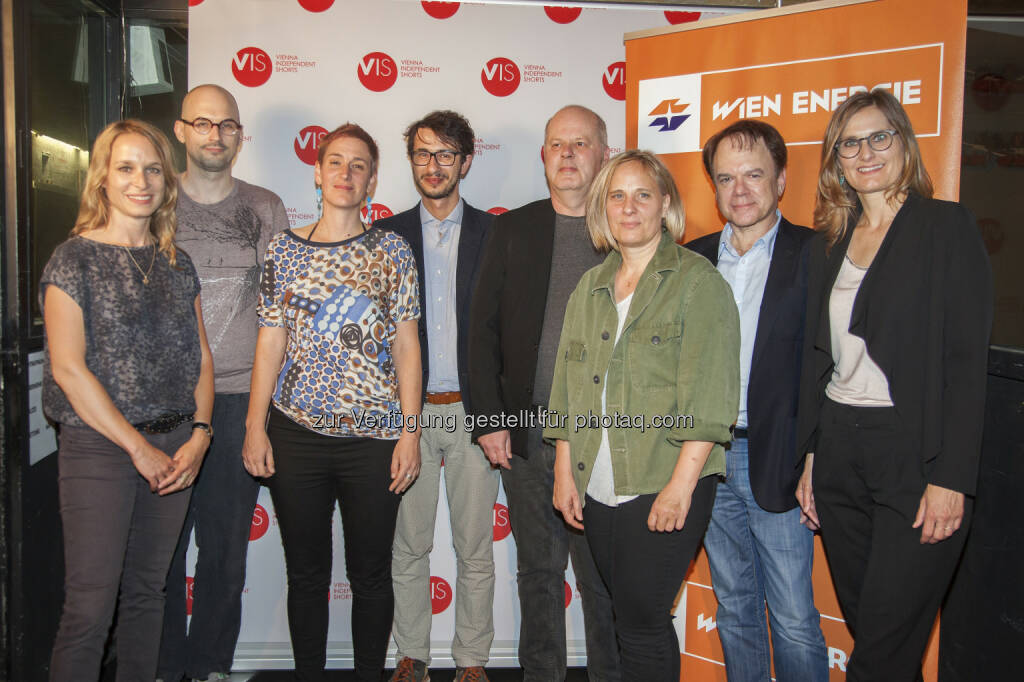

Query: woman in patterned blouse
<box><xmin>243</xmin><ymin>124</ymin><xmax>422</xmax><ymax>681</ymax></box>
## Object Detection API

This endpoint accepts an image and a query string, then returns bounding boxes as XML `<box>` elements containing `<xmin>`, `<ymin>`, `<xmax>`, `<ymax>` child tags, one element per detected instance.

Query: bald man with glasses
<box><xmin>157</xmin><ymin>84</ymin><xmax>289</xmax><ymax>682</ymax></box>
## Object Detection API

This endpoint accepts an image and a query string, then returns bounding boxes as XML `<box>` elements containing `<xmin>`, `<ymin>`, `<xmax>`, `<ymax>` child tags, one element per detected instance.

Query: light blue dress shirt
<box><xmin>420</xmin><ymin>199</ymin><xmax>463</xmax><ymax>392</ymax></box>
<box><xmin>716</xmin><ymin>211</ymin><xmax>781</xmax><ymax>429</ymax></box>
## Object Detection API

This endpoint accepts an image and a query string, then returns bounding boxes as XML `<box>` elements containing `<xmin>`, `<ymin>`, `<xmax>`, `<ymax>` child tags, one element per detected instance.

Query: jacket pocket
<box><xmin>627</xmin><ymin>322</ymin><xmax>681</xmax><ymax>389</ymax></box>
<box><xmin>565</xmin><ymin>340</ymin><xmax>588</xmax><ymax>401</ymax></box>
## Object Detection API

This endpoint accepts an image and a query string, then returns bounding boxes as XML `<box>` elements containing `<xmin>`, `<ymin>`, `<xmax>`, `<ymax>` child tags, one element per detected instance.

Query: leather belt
<box><xmin>731</xmin><ymin>427</ymin><xmax>749</xmax><ymax>439</ymax></box>
<box><xmin>425</xmin><ymin>391</ymin><xmax>462</xmax><ymax>405</ymax></box>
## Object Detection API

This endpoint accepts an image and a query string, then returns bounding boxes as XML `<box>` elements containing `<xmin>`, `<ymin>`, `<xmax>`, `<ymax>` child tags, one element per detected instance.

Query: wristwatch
<box><xmin>192</xmin><ymin>421</ymin><xmax>214</xmax><ymax>438</ymax></box>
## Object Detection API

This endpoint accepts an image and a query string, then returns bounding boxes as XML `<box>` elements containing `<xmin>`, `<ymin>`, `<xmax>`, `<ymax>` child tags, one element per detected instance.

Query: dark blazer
<box><xmin>796</xmin><ymin>193</ymin><xmax>993</xmax><ymax>495</ymax></box>
<box><xmin>468</xmin><ymin>199</ymin><xmax>557</xmax><ymax>457</ymax></box>
<box><xmin>687</xmin><ymin>218</ymin><xmax>815</xmax><ymax>512</ymax></box>
<box><xmin>375</xmin><ymin>201</ymin><xmax>494</xmax><ymax>413</ymax></box>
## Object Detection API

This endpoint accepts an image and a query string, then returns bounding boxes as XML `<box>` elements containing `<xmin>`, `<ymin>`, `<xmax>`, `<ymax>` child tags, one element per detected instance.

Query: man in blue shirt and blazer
<box><xmin>686</xmin><ymin>120</ymin><xmax>828</xmax><ymax>682</ymax></box>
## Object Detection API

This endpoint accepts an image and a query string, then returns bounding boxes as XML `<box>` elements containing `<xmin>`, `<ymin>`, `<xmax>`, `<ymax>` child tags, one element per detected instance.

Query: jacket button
<box><xmin>651</xmin><ymin>335</ymin><xmax>661</xmax><ymax>344</ymax></box>
<box><xmin>577</xmin><ymin>461</ymin><xmax>585</xmax><ymax>471</ymax></box>
<box><xmin>593</xmin><ymin>375</ymin><xmax>600</xmax><ymax>384</ymax></box>
<box><xmin>601</xmin><ymin>331</ymin><xmax>610</xmax><ymax>340</ymax></box>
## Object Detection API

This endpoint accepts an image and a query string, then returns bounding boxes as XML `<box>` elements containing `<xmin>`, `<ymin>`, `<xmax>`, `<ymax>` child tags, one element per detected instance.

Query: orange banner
<box><xmin>626</xmin><ymin>0</ymin><xmax>966</xmax><ymax>241</ymax></box>
<box><xmin>626</xmin><ymin>0</ymin><xmax>966</xmax><ymax>679</ymax></box>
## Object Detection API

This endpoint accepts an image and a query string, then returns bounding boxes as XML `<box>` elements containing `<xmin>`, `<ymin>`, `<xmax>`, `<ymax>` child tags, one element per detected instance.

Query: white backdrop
<box><xmin>185</xmin><ymin>0</ymin><xmax>733</xmax><ymax>670</ymax></box>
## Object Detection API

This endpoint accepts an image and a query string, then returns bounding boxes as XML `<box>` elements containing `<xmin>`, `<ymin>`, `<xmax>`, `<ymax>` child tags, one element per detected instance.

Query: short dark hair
<box><xmin>404</xmin><ymin>110</ymin><xmax>475</xmax><ymax>158</ymax></box>
<box><xmin>702</xmin><ymin>119</ymin><xmax>787</xmax><ymax>178</ymax></box>
<box><xmin>317</xmin><ymin>122</ymin><xmax>380</xmax><ymax>171</ymax></box>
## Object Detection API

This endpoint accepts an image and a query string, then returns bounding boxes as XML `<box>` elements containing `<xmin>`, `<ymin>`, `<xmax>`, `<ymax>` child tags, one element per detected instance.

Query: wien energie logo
<box><xmin>648</xmin><ymin>99</ymin><xmax>692</xmax><ymax>132</ymax></box>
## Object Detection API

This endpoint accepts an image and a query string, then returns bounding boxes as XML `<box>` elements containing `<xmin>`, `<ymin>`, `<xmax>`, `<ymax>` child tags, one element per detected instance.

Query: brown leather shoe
<box><xmin>454</xmin><ymin>666</ymin><xmax>489</xmax><ymax>682</ymax></box>
<box><xmin>390</xmin><ymin>657</ymin><xmax>429</xmax><ymax>682</ymax></box>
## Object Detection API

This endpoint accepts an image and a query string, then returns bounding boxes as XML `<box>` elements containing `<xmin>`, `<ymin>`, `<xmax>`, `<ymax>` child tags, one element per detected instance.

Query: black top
<box><xmin>468</xmin><ymin>198</ymin><xmax>558</xmax><ymax>457</ymax></box>
<box><xmin>796</xmin><ymin>193</ymin><xmax>993</xmax><ymax>495</ymax></box>
<box><xmin>41</xmin><ymin>236</ymin><xmax>202</xmax><ymax>426</ymax></box>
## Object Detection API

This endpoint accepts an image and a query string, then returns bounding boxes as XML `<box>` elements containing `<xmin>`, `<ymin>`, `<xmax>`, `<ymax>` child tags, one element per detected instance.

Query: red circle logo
<box><xmin>665</xmin><ymin>11</ymin><xmax>701</xmax><ymax>24</ymax></box>
<box><xmin>358</xmin><ymin>51</ymin><xmax>398</xmax><ymax>92</ymax></box>
<box><xmin>294</xmin><ymin>125</ymin><xmax>329</xmax><ymax>166</ymax></box>
<box><xmin>564</xmin><ymin>580</ymin><xmax>572</xmax><ymax>608</ymax></box>
<box><xmin>249</xmin><ymin>504</ymin><xmax>270</xmax><ymax>541</ymax></box>
<box><xmin>362</xmin><ymin>203</ymin><xmax>393</xmax><ymax>224</ymax></box>
<box><xmin>298</xmin><ymin>0</ymin><xmax>334</xmax><ymax>11</ymax></box>
<box><xmin>188</xmin><ymin>0</ymin><xmax>204</xmax><ymax>6</ymax></box>
<box><xmin>422</xmin><ymin>1</ymin><xmax>459</xmax><ymax>19</ymax></box>
<box><xmin>186</xmin><ymin>576</ymin><xmax>195</xmax><ymax>615</ymax></box>
<box><xmin>232</xmin><ymin>47</ymin><xmax>272</xmax><ymax>88</ymax></box>
<box><xmin>481</xmin><ymin>58</ymin><xmax>520</xmax><ymax>97</ymax></box>
<box><xmin>487</xmin><ymin>207</ymin><xmax>508</xmax><ymax>216</ymax></box>
<box><xmin>602</xmin><ymin>61</ymin><xmax>626</xmax><ymax>101</ymax></box>
<box><xmin>493</xmin><ymin>503</ymin><xmax>511</xmax><ymax>541</ymax></box>
<box><xmin>430</xmin><ymin>576</ymin><xmax>453</xmax><ymax>614</ymax></box>
<box><xmin>544</xmin><ymin>6</ymin><xmax>582</xmax><ymax>23</ymax></box>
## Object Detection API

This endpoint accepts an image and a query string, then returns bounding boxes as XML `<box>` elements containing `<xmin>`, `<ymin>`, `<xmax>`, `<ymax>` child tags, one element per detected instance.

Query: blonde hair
<box><xmin>585</xmin><ymin>149</ymin><xmax>685</xmax><ymax>252</ymax></box>
<box><xmin>814</xmin><ymin>89</ymin><xmax>932</xmax><ymax>249</ymax></box>
<box><xmin>72</xmin><ymin>119</ymin><xmax>180</xmax><ymax>264</ymax></box>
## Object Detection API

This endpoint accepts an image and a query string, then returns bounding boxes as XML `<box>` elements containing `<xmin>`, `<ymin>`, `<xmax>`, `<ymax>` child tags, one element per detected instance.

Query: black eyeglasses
<box><xmin>180</xmin><ymin>117</ymin><xmax>243</xmax><ymax>137</ymax></box>
<box><xmin>835</xmin><ymin>129</ymin><xmax>898</xmax><ymax>158</ymax></box>
<box><xmin>411</xmin><ymin>149</ymin><xmax>459</xmax><ymax>166</ymax></box>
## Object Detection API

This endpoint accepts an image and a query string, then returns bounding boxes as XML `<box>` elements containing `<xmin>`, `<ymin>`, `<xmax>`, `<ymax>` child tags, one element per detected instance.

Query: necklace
<box><xmin>306</xmin><ymin>219</ymin><xmax>369</xmax><ymax>243</ymax></box>
<box><xmin>123</xmin><ymin>244</ymin><xmax>156</xmax><ymax>284</ymax></box>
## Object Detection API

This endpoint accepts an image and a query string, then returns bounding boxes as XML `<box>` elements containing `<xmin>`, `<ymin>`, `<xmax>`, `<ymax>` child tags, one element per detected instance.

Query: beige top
<box><xmin>825</xmin><ymin>256</ymin><xmax>894</xmax><ymax>407</ymax></box>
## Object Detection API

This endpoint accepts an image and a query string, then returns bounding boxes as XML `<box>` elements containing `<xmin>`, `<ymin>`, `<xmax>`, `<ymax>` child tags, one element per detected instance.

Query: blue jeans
<box><xmin>159</xmin><ymin>393</ymin><xmax>261</xmax><ymax>681</ymax></box>
<box><xmin>499</xmin><ymin>427</ymin><xmax>621</xmax><ymax>682</ymax></box>
<box><xmin>703</xmin><ymin>437</ymin><xmax>828</xmax><ymax>682</ymax></box>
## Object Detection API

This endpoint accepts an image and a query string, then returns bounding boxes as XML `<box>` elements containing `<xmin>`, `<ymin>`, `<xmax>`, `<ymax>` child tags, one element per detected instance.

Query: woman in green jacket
<box><xmin>545</xmin><ymin>149</ymin><xmax>740</xmax><ymax>681</ymax></box>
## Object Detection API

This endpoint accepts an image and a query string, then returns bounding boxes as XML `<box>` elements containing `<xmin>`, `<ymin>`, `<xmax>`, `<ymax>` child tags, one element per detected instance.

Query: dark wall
<box><xmin>940</xmin><ymin>349</ymin><xmax>1024</xmax><ymax>680</ymax></box>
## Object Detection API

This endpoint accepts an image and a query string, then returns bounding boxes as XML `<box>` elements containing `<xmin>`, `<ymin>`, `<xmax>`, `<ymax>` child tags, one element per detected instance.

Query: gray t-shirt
<box><xmin>41</xmin><ymin>237</ymin><xmax>202</xmax><ymax>426</ymax></box>
<box><xmin>175</xmin><ymin>179</ymin><xmax>288</xmax><ymax>393</ymax></box>
<box><xmin>532</xmin><ymin>213</ymin><xmax>605</xmax><ymax>407</ymax></box>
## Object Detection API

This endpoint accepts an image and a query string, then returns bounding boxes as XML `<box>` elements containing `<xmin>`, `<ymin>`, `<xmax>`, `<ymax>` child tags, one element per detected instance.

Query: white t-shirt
<box><xmin>586</xmin><ymin>292</ymin><xmax>639</xmax><ymax>507</ymax></box>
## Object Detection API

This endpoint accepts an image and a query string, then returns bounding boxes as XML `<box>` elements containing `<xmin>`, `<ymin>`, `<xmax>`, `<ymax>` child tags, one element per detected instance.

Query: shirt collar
<box><xmin>718</xmin><ymin>210</ymin><xmax>782</xmax><ymax>259</ymax></box>
<box><xmin>419</xmin><ymin>198</ymin><xmax>464</xmax><ymax>229</ymax></box>
<box><xmin>591</xmin><ymin>230</ymin><xmax>681</xmax><ymax>295</ymax></box>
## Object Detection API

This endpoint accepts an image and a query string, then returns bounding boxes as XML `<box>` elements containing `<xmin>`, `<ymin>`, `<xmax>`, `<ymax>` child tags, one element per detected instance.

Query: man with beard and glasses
<box><xmin>157</xmin><ymin>84</ymin><xmax>288</xmax><ymax>682</ymax></box>
<box><xmin>375</xmin><ymin>111</ymin><xmax>497</xmax><ymax>682</ymax></box>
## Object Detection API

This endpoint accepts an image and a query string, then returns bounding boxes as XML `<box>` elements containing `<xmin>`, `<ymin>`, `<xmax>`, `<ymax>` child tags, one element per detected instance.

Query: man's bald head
<box><xmin>174</xmin><ymin>84</ymin><xmax>243</xmax><ymax>174</ymax></box>
<box><xmin>180</xmin><ymin>84</ymin><xmax>240</xmax><ymax>122</ymax></box>
<box><xmin>544</xmin><ymin>105</ymin><xmax>607</xmax><ymax>150</ymax></box>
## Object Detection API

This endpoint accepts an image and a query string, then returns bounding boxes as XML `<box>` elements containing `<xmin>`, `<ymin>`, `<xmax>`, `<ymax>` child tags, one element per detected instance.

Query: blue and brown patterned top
<box><xmin>258</xmin><ymin>226</ymin><xmax>420</xmax><ymax>438</ymax></box>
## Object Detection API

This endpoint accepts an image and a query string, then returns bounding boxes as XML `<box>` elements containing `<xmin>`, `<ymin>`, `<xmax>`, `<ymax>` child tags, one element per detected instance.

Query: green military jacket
<box><xmin>543</xmin><ymin>230</ymin><xmax>740</xmax><ymax>502</ymax></box>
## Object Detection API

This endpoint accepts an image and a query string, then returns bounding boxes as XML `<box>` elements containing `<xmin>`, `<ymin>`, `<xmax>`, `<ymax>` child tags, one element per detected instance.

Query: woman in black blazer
<box><xmin>795</xmin><ymin>89</ymin><xmax>992</xmax><ymax>681</ymax></box>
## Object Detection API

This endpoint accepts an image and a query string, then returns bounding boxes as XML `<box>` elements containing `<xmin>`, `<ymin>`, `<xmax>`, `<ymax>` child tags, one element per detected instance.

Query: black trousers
<box><xmin>582</xmin><ymin>477</ymin><xmax>717</xmax><ymax>682</ymax></box>
<box><xmin>266</xmin><ymin>408</ymin><xmax>401</xmax><ymax>682</ymax></box>
<box><xmin>50</xmin><ymin>423</ymin><xmax>192</xmax><ymax>682</ymax></box>
<box><xmin>814</xmin><ymin>399</ymin><xmax>972</xmax><ymax>682</ymax></box>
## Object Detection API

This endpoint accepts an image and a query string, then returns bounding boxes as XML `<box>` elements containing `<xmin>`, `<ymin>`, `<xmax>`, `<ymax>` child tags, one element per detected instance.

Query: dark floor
<box><xmin>249</xmin><ymin>668</ymin><xmax>591</xmax><ymax>681</ymax></box>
